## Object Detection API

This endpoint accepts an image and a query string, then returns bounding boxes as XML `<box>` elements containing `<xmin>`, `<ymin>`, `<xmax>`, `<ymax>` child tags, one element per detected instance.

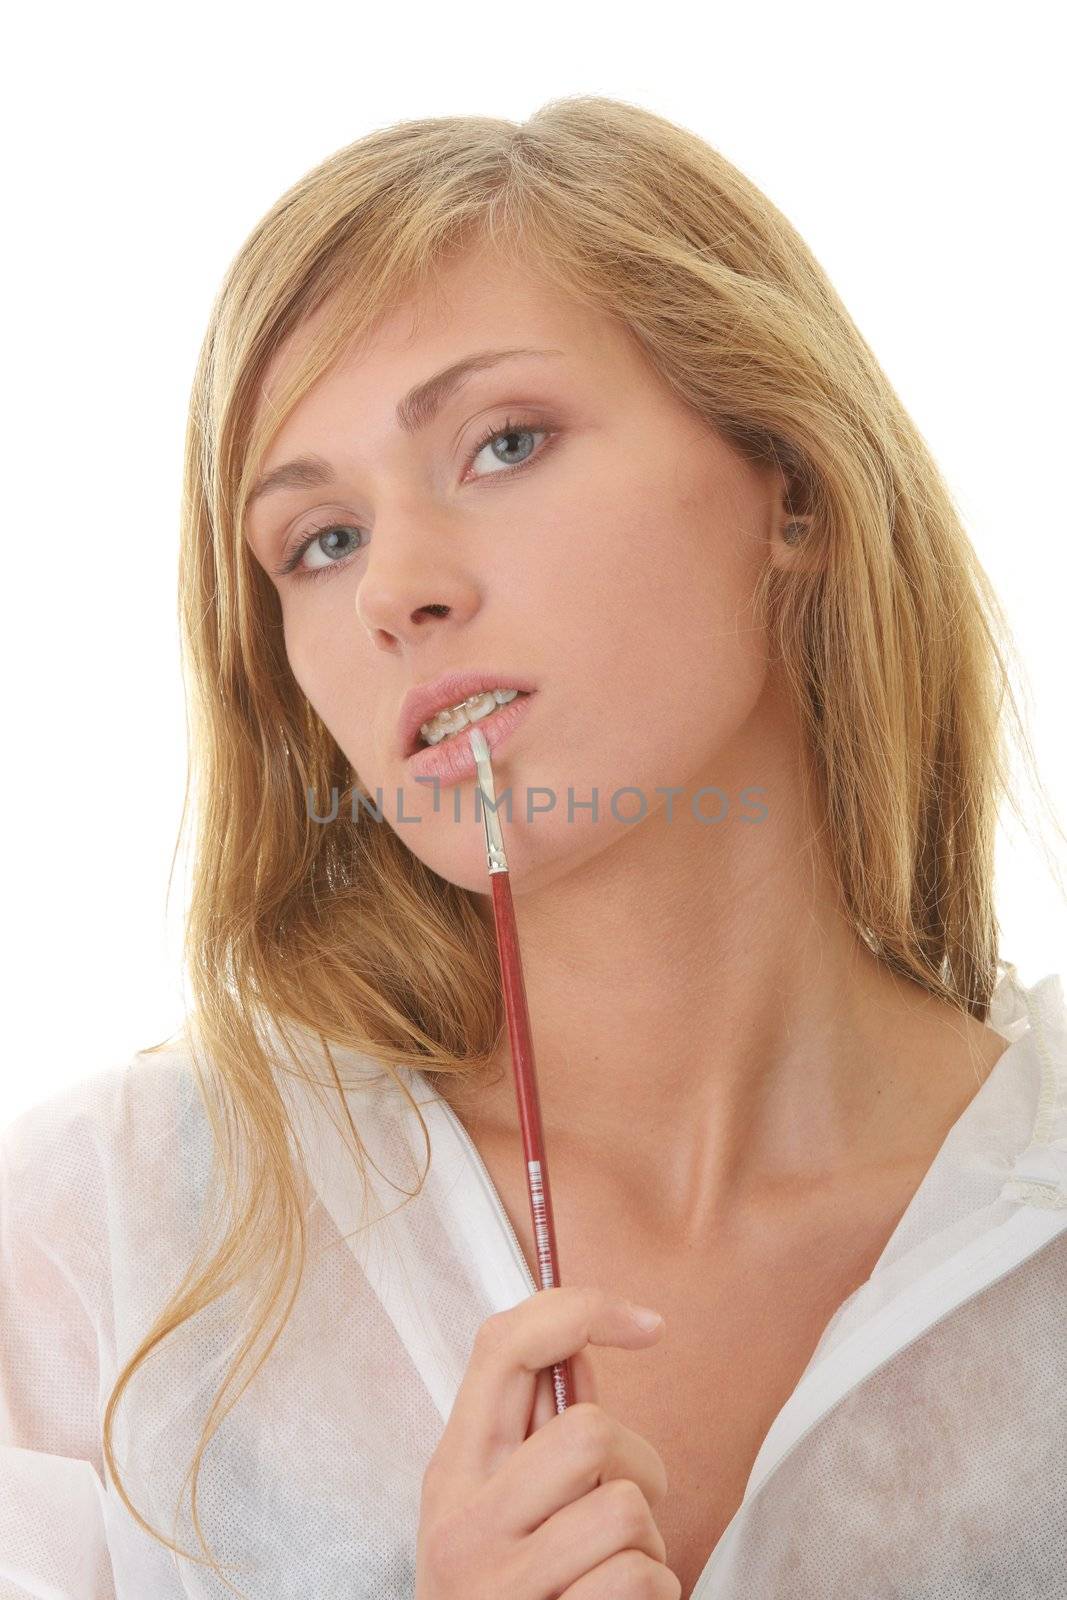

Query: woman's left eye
<box><xmin>275</xmin><ymin>415</ymin><xmax>556</xmax><ymax>582</ymax></box>
<box><xmin>466</xmin><ymin>415</ymin><xmax>552</xmax><ymax>480</ymax></box>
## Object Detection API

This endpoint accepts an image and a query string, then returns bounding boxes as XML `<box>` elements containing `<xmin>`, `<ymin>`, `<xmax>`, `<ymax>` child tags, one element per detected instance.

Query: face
<box><xmin>244</xmin><ymin>241</ymin><xmax>798</xmax><ymax>895</ymax></box>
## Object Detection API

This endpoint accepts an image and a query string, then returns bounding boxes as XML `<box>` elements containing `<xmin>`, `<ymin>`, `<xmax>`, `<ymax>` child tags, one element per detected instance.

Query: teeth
<box><xmin>419</xmin><ymin>688</ymin><xmax>521</xmax><ymax>746</ymax></box>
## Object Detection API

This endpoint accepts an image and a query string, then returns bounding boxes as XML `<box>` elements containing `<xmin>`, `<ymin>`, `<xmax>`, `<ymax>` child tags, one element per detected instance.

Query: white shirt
<box><xmin>2</xmin><ymin>958</ymin><xmax>1066</xmax><ymax>1598</ymax></box>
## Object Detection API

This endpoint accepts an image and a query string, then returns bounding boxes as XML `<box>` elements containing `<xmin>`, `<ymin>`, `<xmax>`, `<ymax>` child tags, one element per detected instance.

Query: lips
<box><xmin>397</xmin><ymin>670</ymin><xmax>539</xmax><ymax>758</ymax></box>
<box><xmin>404</xmin><ymin>688</ymin><xmax>537</xmax><ymax>786</ymax></box>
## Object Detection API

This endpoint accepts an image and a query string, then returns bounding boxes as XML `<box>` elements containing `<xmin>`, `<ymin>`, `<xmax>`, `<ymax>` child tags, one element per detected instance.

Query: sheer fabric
<box><xmin>2</xmin><ymin>959</ymin><xmax>1065</xmax><ymax>1597</ymax></box>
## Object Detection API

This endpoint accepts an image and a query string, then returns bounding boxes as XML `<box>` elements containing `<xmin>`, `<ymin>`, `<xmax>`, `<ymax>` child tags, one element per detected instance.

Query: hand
<box><xmin>415</xmin><ymin>1285</ymin><xmax>679</xmax><ymax>1599</ymax></box>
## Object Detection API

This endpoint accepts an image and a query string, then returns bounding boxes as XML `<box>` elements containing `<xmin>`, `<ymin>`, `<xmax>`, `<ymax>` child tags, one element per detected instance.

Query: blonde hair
<box><xmin>102</xmin><ymin>94</ymin><xmax>1065</xmax><ymax>1590</ymax></box>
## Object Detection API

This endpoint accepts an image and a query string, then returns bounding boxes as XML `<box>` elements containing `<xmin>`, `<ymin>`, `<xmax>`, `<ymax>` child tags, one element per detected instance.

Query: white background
<box><xmin>2</xmin><ymin>1</ymin><xmax>1064</xmax><ymax>1125</ymax></box>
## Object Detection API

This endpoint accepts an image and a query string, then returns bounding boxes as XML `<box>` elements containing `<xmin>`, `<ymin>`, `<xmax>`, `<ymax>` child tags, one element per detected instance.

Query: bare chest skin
<box><xmin>476</xmin><ymin>1143</ymin><xmax>926</xmax><ymax>1596</ymax></box>
<box><xmin>453</xmin><ymin>1024</ymin><xmax>1009</xmax><ymax>1598</ymax></box>
<box><xmin>573</xmin><ymin>1183</ymin><xmax>937</xmax><ymax>1597</ymax></box>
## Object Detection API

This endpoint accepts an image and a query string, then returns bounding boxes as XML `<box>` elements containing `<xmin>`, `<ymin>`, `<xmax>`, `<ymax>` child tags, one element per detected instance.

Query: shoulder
<box><xmin>0</xmin><ymin>1036</ymin><xmax>212</xmax><ymax>1247</ymax></box>
<box><xmin>3</xmin><ymin>1033</ymin><xmax>200</xmax><ymax>1157</ymax></box>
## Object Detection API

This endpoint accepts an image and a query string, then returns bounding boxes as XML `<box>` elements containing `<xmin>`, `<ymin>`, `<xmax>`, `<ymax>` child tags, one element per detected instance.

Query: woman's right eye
<box><xmin>275</xmin><ymin>521</ymin><xmax>365</xmax><ymax>580</ymax></box>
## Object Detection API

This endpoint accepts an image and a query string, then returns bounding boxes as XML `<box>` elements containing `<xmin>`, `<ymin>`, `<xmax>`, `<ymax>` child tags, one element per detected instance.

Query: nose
<box><xmin>354</xmin><ymin>510</ymin><xmax>482</xmax><ymax>650</ymax></box>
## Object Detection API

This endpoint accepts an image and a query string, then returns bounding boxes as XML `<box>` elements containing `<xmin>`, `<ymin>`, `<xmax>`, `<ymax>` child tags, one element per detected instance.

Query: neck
<box><xmin>442</xmin><ymin>689</ymin><xmax>999</xmax><ymax>1236</ymax></box>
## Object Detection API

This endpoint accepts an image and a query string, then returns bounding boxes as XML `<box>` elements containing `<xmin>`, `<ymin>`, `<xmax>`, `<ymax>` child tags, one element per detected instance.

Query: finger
<box><xmin>442</xmin><ymin>1288</ymin><xmax>662</xmax><ymax>1482</ymax></box>
<box><xmin>494</xmin><ymin>1408</ymin><xmax>671</xmax><ymax>1545</ymax></box>
<box><xmin>524</xmin><ymin>1477</ymin><xmax>669</xmax><ymax>1591</ymax></box>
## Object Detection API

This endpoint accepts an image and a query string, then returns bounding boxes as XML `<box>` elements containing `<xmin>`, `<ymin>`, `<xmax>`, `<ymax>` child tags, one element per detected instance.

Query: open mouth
<box><xmin>414</xmin><ymin>689</ymin><xmax>533</xmax><ymax>752</ymax></box>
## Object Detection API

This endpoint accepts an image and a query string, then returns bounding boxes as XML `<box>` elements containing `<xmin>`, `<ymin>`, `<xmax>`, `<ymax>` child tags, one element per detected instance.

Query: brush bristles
<box><xmin>468</xmin><ymin>724</ymin><xmax>508</xmax><ymax>871</ymax></box>
<box><xmin>468</xmin><ymin>724</ymin><xmax>492</xmax><ymax>775</ymax></box>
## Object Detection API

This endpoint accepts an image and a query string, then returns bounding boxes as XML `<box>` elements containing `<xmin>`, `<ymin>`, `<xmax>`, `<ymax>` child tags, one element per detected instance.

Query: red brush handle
<box><xmin>489</xmin><ymin>870</ymin><xmax>574</xmax><ymax>1415</ymax></box>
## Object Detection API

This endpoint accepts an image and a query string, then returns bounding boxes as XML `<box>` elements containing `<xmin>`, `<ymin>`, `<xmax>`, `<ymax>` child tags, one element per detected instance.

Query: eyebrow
<box><xmin>246</xmin><ymin>345</ymin><xmax>565</xmax><ymax>510</ymax></box>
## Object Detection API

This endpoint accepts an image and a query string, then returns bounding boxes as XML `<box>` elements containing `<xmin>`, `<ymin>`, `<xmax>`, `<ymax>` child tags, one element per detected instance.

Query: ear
<box><xmin>770</xmin><ymin>511</ymin><xmax>822</xmax><ymax>574</ymax></box>
<box><xmin>769</xmin><ymin>465</ymin><xmax>820</xmax><ymax>571</ymax></box>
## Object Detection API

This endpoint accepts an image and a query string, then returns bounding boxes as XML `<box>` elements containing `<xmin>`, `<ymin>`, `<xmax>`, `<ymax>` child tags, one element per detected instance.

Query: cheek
<box><xmin>553</xmin><ymin>476</ymin><xmax>770</xmax><ymax>778</ymax></box>
<box><xmin>281</xmin><ymin>604</ymin><xmax>368</xmax><ymax>743</ymax></box>
<box><xmin>281</xmin><ymin>606</ymin><xmax>322</xmax><ymax>702</ymax></box>
<box><xmin>551</xmin><ymin>467</ymin><xmax>764</xmax><ymax>674</ymax></box>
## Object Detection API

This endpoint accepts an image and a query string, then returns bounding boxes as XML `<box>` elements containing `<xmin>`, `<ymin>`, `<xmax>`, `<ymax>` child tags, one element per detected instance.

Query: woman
<box><xmin>2</xmin><ymin>96</ymin><xmax>1065</xmax><ymax>1599</ymax></box>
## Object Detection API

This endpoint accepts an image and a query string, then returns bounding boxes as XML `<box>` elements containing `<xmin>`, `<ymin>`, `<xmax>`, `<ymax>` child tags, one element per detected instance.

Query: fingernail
<box><xmin>627</xmin><ymin>1302</ymin><xmax>664</xmax><ymax>1330</ymax></box>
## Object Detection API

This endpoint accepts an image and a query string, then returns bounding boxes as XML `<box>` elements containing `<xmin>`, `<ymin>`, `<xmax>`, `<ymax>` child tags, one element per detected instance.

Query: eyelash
<box><xmin>273</xmin><ymin>413</ymin><xmax>558</xmax><ymax>582</ymax></box>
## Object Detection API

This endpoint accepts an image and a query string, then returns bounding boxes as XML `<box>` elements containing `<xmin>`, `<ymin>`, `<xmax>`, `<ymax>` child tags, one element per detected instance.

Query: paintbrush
<box><xmin>467</xmin><ymin>722</ymin><xmax>574</xmax><ymax>1414</ymax></box>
